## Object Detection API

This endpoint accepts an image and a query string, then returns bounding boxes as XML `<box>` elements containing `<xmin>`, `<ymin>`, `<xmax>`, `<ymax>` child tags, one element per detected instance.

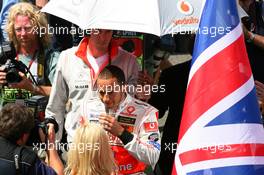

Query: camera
<box><xmin>26</xmin><ymin>95</ymin><xmax>49</xmax><ymax>122</ymax></box>
<box><xmin>25</xmin><ymin>95</ymin><xmax>59</xmax><ymax>146</ymax></box>
<box><xmin>0</xmin><ymin>41</ymin><xmax>16</xmax><ymax>64</ymax></box>
<box><xmin>241</xmin><ymin>16</ymin><xmax>253</xmax><ymax>31</ymax></box>
<box><xmin>0</xmin><ymin>41</ymin><xmax>27</xmax><ymax>83</ymax></box>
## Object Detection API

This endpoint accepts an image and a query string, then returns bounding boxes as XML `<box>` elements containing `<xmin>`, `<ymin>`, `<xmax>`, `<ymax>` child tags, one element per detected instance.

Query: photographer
<box><xmin>0</xmin><ymin>2</ymin><xmax>59</xmax><ymax>107</ymax></box>
<box><xmin>0</xmin><ymin>103</ymin><xmax>63</xmax><ymax>175</ymax></box>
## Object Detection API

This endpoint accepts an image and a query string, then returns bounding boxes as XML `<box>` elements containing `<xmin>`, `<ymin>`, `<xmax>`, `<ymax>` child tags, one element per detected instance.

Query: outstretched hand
<box><xmin>47</xmin><ymin>123</ymin><xmax>56</xmax><ymax>144</ymax></box>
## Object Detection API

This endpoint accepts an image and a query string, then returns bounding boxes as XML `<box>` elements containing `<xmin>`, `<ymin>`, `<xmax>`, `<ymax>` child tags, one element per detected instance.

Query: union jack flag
<box><xmin>172</xmin><ymin>0</ymin><xmax>264</xmax><ymax>174</ymax></box>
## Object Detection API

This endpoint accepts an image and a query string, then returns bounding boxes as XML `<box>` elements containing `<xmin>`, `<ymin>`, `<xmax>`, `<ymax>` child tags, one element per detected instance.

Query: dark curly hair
<box><xmin>0</xmin><ymin>103</ymin><xmax>34</xmax><ymax>142</ymax></box>
<box><xmin>97</xmin><ymin>65</ymin><xmax>126</xmax><ymax>86</ymax></box>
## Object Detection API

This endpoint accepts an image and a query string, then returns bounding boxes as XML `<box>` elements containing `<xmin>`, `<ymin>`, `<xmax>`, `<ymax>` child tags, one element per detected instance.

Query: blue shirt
<box><xmin>34</xmin><ymin>159</ymin><xmax>57</xmax><ymax>175</ymax></box>
<box><xmin>0</xmin><ymin>0</ymin><xmax>18</xmax><ymax>42</ymax></box>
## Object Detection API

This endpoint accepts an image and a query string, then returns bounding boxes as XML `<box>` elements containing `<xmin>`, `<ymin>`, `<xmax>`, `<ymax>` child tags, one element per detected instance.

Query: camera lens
<box><xmin>241</xmin><ymin>17</ymin><xmax>251</xmax><ymax>30</ymax></box>
<box><xmin>6</xmin><ymin>68</ymin><xmax>22</xmax><ymax>83</ymax></box>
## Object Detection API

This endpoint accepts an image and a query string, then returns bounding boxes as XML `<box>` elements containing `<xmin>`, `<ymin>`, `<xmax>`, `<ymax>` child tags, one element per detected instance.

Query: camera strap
<box><xmin>37</xmin><ymin>51</ymin><xmax>45</xmax><ymax>81</ymax></box>
<box><xmin>14</xmin><ymin>146</ymin><xmax>23</xmax><ymax>175</ymax></box>
<box><xmin>28</xmin><ymin>52</ymin><xmax>37</xmax><ymax>69</ymax></box>
<box><xmin>16</xmin><ymin>51</ymin><xmax>45</xmax><ymax>84</ymax></box>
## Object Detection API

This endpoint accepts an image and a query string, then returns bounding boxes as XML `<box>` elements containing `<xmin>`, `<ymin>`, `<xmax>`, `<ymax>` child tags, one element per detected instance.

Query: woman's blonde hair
<box><xmin>6</xmin><ymin>2</ymin><xmax>50</xmax><ymax>51</ymax></box>
<box><xmin>66</xmin><ymin>123</ymin><xmax>117</xmax><ymax>175</ymax></box>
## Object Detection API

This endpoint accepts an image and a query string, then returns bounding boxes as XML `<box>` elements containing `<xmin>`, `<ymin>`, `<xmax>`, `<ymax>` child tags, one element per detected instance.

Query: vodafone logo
<box><xmin>149</xmin><ymin>123</ymin><xmax>156</xmax><ymax>129</ymax></box>
<box><xmin>144</xmin><ymin>122</ymin><xmax>158</xmax><ymax>132</ymax></box>
<box><xmin>177</xmin><ymin>0</ymin><xmax>194</xmax><ymax>16</ymax></box>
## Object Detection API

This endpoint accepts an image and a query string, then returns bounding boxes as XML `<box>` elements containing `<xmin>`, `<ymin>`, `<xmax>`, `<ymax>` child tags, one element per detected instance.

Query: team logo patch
<box><xmin>120</xmin><ymin>106</ymin><xmax>136</xmax><ymax>117</ymax></box>
<box><xmin>75</xmin><ymin>84</ymin><xmax>89</xmax><ymax>89</ymax></box>
<box><xmin>148</xmin><ymin>133</ymin><xmax>159</xmax><ymax>142</ymax></box>
<box><xmin>148</xmin><ymin>141</ymin><xmax>161</xmax><ymax>150</ymax></box>
<box><xmin>144</xmin><ymin>122</ymin><xmax>158</xmax><ymax>132</ymax></box>
<box><xmin>117</xmin><ymin>116</ymin><xmax>136</xmax><ymax>125</ymax></box>
<box><xmin>177</xmin><ymin>0</ymin><xmax>194</xmax><ymax>16</ymax></box>
<box><xmin>127</xmin><ymin>106</ymin><xmax>135</xmax><ymax>114</ymax></box>
<box><xmin>88</xmin><ymin>112</ymin><xmax>100</xmax><ymax>123</ymax></box>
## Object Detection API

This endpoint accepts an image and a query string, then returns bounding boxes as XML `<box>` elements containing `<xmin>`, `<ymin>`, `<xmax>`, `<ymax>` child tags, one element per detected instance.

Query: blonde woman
<box><xmin>0</xmin><ymin>2</ymin><xmax>59</xmax><ymax>107</ymax></box>
<box><xmin>66</xmin><ymin>122</ymin><xmax>117</xmax><ymax>175</ymax></box>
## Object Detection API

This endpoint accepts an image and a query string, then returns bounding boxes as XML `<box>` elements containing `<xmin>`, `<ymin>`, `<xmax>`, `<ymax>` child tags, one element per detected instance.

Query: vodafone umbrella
<box><xmin>42</xmin><ymin>0</ymin><xmax>205</xmax><ymax>36</ymax></box>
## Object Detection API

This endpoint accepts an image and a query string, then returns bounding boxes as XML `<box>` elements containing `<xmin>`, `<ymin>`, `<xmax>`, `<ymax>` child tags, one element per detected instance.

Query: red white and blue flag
<box><xmin>172</xmin><ymin>0</ymin><xmax>264</xmax><ymax>175</ymax></box>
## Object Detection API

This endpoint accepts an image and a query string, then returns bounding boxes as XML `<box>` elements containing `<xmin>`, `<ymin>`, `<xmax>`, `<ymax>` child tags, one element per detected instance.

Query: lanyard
<box><xmin>16</xmin><ymin>51</ymin><xmax>37</xmax><ymax>69</ymax></box>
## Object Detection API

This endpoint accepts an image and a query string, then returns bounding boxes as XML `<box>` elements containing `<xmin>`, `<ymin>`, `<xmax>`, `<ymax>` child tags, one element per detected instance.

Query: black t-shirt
<box><xmin>149</xmin><ymin>60</ymin><xmax>191</xmax><ymax>175</ymax></box>
<box><xmin>246</xmin><ymin>43</ymin><xmax>264</xmax><ymax>83</ymax></box>
<box><xmin>243</xmin><ymin>1</ymin><xmax>264</xmax><ymax>83</ymax></box>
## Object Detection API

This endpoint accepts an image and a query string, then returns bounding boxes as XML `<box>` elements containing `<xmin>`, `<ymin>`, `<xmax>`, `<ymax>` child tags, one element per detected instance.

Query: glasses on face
<box><xmin>14</xmin><ymin>26</ymin><xmax>34</xmax><ymax>33</ymax></box>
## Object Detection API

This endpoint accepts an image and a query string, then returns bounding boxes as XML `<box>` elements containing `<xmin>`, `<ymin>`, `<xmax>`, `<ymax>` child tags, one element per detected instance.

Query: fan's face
<box><xmin>14</xmin><ymin>15</ymin><xmax>37</xmax><ymax>47</ymax></box>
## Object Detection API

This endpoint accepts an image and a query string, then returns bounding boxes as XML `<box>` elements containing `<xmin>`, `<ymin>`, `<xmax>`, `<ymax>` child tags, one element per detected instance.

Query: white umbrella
<box><xmin>42</xmin><ymin>0</ymin><xmax>205</xmax><ymax>36</ymax></box>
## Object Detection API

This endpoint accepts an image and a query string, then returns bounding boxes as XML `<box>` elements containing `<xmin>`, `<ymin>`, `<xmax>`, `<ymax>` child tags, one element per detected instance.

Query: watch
<box><xmin>119</xmin><ymin>129</ymin><xmax>134</xmax><ymax>144</ymax></box>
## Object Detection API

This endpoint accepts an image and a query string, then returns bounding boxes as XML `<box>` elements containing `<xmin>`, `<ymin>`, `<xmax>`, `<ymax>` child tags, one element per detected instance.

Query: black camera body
<box><xmin>2</xmin><ymin>59</ymin><xmax>27</xmax><ymax>83</ymax></box>
<box><xmin>25</xmin><ymin>95</ymin><xmax>59</xmax><ymax>146</ymax></box>
<box><xmin>0</xmin><ymin>41</ymin><xmax>16</xmax><ymax>64</ymax></box>
<box><xmin>0</xmin><ymin>41</ymin><xmax>27</xmax><ymax>83</ymax></box>
<box><xmin>25</xmin><ymin>95</ymin><xmax>48</xmax><ymax>122</ymax></box>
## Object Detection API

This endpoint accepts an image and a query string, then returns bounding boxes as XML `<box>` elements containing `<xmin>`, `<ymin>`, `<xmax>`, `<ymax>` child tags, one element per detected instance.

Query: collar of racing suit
<box><xmin>75</xmin><ymin>37</ymin><xmax>120</xmax><ymax>83</ymax></box>
<box><xmin>111</xmin><ymin>93</ymin><xmax>131</xmax><ymax>118</ymax></box>
<box><xmin>75</xmin><ymin>37</ymin><xmax>119</xmax><ymax>67</ymax></box>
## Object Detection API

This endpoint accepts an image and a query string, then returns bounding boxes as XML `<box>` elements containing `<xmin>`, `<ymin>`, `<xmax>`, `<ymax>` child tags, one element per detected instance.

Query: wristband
<box><xmin>119</xmin><ymin>129</ymin><xmax>134</xmax><ymax>145</ymax></box>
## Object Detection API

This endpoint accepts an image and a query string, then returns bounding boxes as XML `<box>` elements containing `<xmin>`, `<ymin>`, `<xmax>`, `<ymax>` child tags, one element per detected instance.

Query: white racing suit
<box><xmin>80</xmin><ymin>94</ymin><xmax>161</xmax><ymax>174</ymax></box>
<box><xmin>45</xmin><ymin>37</ymin><xmax>139</xmax><ymax>141</ymax></box>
